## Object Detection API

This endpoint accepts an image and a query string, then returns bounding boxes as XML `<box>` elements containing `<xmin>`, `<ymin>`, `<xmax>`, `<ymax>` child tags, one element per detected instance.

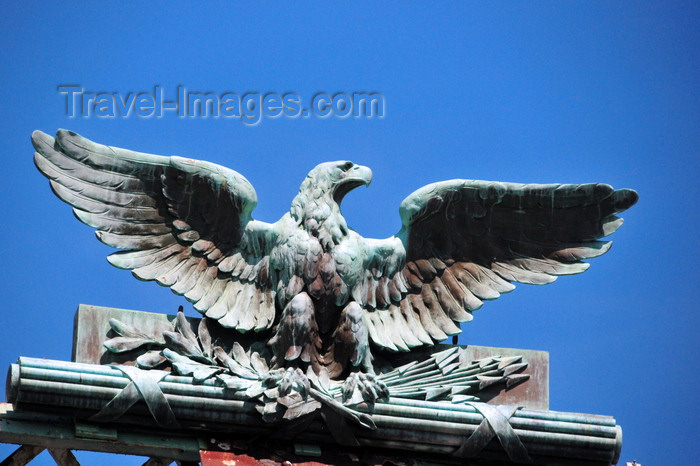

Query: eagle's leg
<box><xmin>268</xmin><ymin>292</ymin><xmax>321</xmax><ymax>371</ymax></box>
<box><xmin>333</xmin><ymin>302</ymin><xmax>373</xmax><ymax>373</ymax></box>
<box><xmin>334</xmin><ymin>302</ymin><xmax>389</xmax><ymax>404</ymax></box>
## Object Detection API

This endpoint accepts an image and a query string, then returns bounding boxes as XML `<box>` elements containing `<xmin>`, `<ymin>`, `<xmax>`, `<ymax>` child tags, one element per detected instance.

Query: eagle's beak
<box><xmin>334</xmin><ymin>165</ymin><xmax>372</xmax><ymax>203</ymax></box>
<box><xmin>349</xmin><ymin>164</ymin><xmax>373</xmax><ymax>187</ymax></box>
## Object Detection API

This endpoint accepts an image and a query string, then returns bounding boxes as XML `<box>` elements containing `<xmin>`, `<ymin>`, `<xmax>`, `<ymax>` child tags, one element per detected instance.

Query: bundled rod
<box><xmin>6</xmin><ymin>357</ymin><xmax>622</xmax><ymax>465</ymax></box>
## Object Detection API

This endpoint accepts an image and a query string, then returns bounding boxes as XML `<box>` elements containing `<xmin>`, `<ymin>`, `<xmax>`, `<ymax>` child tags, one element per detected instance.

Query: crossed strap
<box><xmin>90</xmin><ymin>366</ymin><xmax>531</xmax><ymax>461</ymax></box>
<box><xmin>91</xmin><ymin>365</ymin><xmax>179</xmax><ymax>428</ymax></box>
<box><xmin>454</xmin><ymin>402</ymin><xmax>532</xmax><ymax>463</ymax></box>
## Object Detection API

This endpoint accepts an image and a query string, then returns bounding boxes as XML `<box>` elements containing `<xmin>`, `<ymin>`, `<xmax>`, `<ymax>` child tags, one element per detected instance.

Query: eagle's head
<box><xmin>290</xmin><ymin>161</ymin><xmax>373</xmax><ymax>235</ymax></box>
<box><xmin>298</xmin><ymin>161</ymin><xmax>373</xmax><ymax>205</ymax></box>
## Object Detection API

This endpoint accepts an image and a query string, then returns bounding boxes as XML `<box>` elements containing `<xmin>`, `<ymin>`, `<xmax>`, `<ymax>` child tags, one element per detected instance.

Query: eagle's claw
<box><xmin>263</xmin><ymin>367</ymin><xmax>310</xmax><ymax>399</ymax></box>
<box><xmin>342</xmin><ymin>372</ymin><xmax>389</xmax><ymax>404</ymax></box>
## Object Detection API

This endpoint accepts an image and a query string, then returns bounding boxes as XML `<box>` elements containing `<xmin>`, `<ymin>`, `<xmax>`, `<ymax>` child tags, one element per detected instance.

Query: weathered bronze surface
<box><xmin>17</xmin><ymin>129</ymin><xmax>638</xmax><ymax>464</ymax></box>
<box><xmin>34</xmin><ymin>129</ymin><xmax>637</xmax><ymax>396</ymax></box>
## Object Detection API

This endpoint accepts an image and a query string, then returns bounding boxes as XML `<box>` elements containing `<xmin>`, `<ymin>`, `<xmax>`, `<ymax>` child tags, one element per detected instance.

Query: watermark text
<box><xmin>58</xmin><ymin>85</ymin><xmax>385</xmax><ymax>125</ymax></box>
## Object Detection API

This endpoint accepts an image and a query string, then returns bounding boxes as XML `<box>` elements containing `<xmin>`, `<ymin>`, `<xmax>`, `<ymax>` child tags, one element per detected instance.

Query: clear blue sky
<box><xmin>1</xmin><ymin>2</ymin><xmax>697</xmax><ymax>464</ymax></box>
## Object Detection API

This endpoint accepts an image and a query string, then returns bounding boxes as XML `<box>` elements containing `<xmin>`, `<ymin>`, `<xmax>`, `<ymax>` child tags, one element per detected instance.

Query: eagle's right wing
<box><xmin>33</xmin><ymin>130</ymin><xmax>277</xmax><ymax>332</ymax></box>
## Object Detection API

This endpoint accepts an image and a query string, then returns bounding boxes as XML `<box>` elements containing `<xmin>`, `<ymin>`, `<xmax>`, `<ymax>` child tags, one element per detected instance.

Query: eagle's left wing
<box><xmin>357</xmin><ymin>180</ymin><xmax>638</xmax><ymax>352</ymax></box>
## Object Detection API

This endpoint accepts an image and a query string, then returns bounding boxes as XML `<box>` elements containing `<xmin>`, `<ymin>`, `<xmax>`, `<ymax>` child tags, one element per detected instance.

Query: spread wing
<box><xmin>33</xmin><ymin>129</ymin><xmax>277</xmax><ymax>332</ymax></box>
<box><xmin>359</xmin><ymin>180</ymin><xmax>638</xmax><ymax>352</ymax></box>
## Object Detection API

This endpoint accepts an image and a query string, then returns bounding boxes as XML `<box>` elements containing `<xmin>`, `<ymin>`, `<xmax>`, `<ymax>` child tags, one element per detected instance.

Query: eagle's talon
<box><xmin>264</xmin><ymin>367</ymin><xmax>310</xmax><ymax>399</ymax></box>
<box><xmin>342</xmin><ymin>372</ymin><xmax>389</xmax><ymax>404</ymax></box>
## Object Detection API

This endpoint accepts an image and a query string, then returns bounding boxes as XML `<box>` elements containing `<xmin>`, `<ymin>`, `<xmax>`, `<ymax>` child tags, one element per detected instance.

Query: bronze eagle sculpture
<box><xmin>32</xmin><ymin>130</ymin><xmax>637</xmax><ymax>387</ymax></box>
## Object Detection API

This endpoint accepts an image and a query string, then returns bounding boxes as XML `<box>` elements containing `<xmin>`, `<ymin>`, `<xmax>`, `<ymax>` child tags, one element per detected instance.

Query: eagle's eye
<box><xmin>340</xmin><ymin>161</ymin><xmax>354</xmax><ymax>171</ymax></box>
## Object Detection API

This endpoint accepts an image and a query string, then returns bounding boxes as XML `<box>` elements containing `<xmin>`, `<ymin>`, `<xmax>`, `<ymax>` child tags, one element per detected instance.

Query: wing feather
<box><xmin>171</xmin><ymin>259</ymin><xmax>208</xmax><ymax>295</ymax></box>
<box><xmin>74</xmin><ymin>210</ymin><xmax>171</xmax><ymax>235</ymax></box>
<box><xmin>367</xmin><ymin>311</ymin><xmax>397</xmax><ymax>351</ymax></box>
<box><xmin>379</xmin><ymin>308</ymin><xmax>408</xmax><ymax>352</ymax></box>
<box><xmin>133</xmin><ymin>250</ymin><xmax>187</xmax><ymax>282</ymax></box>
<box><xmin>438</xmin><ymin>268</ymin><xmax>481</xmax><ymax>314</ymax></box>
<box><xmin>34</xmin><ymin>152</ymin><xmax>153</xmax><ymax>194</ymax></box>
<box><xmin>491</xmin><ymin>262</ymin><xmax>558</xmax><ymax>285</ymax></box>
<box><xmin>185</xmin><ymin>265</ymin><xmax>219</xmax><ymax>303</ymax></box>
<box><xmin>400</xmin><ymin>299</ymin><xmax>432</xmax><ymax>345</ymax></box>
<box><xmin>390</xmin><ymin>304</ymin><xmax>422</xmax><ymax>348</ymax></box>
<box><xmin>107</xmin><ymin>244</ymin><xmax>184</xmax><ymax>270</ymax></box>
<box><xmin>237</xmin><ymin>286</ymin><xmax>261</xmax><ymax>331</ymax></box>
<box><xmin>158</xmin><ymin>256</ymin><xmax>200</xmax><ymax>287</ymax></box>
<box><xmin>216</xmin><ymin>283</ymin><xmax>246</xmax><ymax>326</ymax></box>
<box><xmin>50</xmin><ymin>180</ymin><xmax>157</xmax><ymax>216</ymax></box>
<box><xmin>411</xmin><ymin>293</ymin><xmax>447</xmax><ymax>341</ymax></box>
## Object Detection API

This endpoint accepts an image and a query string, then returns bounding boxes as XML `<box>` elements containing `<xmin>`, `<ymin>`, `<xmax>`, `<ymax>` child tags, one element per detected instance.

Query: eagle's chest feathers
<box><xmin>300</xmin><ymin>202</ymin><xmax>355</xmax><ymax>304</ymax></box>
<box><xmin>271</xmin><ymin>200</ymin><xmax>358</xmax><ymax>310</ymax></box>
